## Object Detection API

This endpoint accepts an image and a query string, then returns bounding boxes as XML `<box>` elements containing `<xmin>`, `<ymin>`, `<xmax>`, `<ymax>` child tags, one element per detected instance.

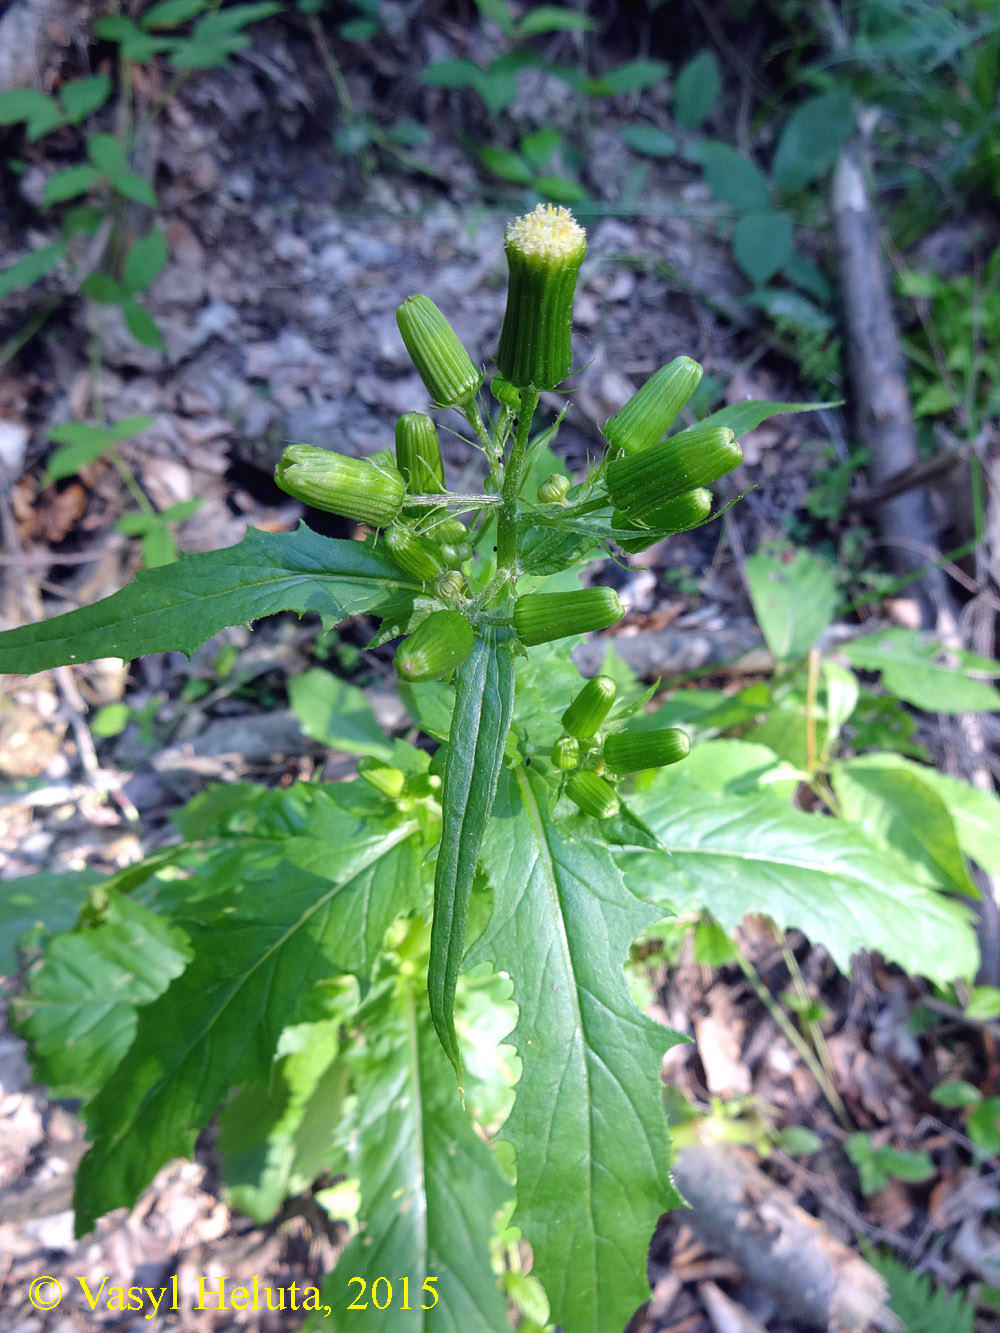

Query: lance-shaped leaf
<box><xmin>620</xmin><ymin>781</ymin><xmax>978</xmax><ymax>985</ymax></box>
<box><xmin>429</xmin><ymin>627</ymin><xmax>514</xmax><ymax>1077</ymax></box>
<box><xmin>73</xmin><ymin>803</ymin><xmax>426</xmax><ymax>1235</ymax></box>
<box><xmin>0</xmin><ymin>524</ymin><xmax>420</xmax><ymax>675</ymax></box>
<box><xmin>310</xmin><ymin>969</ymin><xmax>510</xmax><ymax>1332</ymax></box>
<box><xmin>471</xmin><ymin>768</ymin><xmax>683</xmax><ymax>1333</ymax></box>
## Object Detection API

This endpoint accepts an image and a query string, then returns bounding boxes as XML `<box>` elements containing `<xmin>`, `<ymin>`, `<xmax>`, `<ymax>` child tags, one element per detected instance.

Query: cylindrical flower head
<box><xmin>395</xmin><ymin>610</ymin><xmax>474</xmax><ymax>682</ymax></box>
<box><xmin>613</xmin><ymin>488</ymin><xmax>713</xmax><ymax>553</ymax></box>
<box><xmin>551</xmin><ymin>734</ymin><xmax>580</xmax><ymax>770</ymax></box>
<box><xmin>603</xmin><ymin>357</ymin><xmax>704</xmax><ymax>456</ymax></box>
<box><xmin>384</xmin><ymin>524</ymin><xmax>446</xmax><ymax>581</ymax></box>
<box><xmin>496</xmin><ymin>204</ymin><xmax>587</xmax><ymax>391</ymax></box>
<box><xmin>275</xmin><ymin>445</ymin><xmax>404</xmax><ymax>527</ymax></box>
<box><xmin>538</xmin><ymin>473</ymin><xmax>571</xmax><ymax>505</ymax></box>
<box><xmin>566</xmin><ymin>769</ymin><xmax>620</xmax><ymax>820</ymax></box>
<box><xmin>396</xmin><ymin>295</ymin><xmax>482</xmax><ymax>408</ymax></box>
<box><xmin>513</xmin><ymin>587</ymin><xmax>623</xmax><ymax>647</ymax></box>
<box><xmin>607</xmin><ymin>425</ymin><xmax>742</xmax><ymax>520</ymax></box>
<box><xmin>604</xmin><ymin>727</ymin><xmax>690</xmax><ymax>774</ymax></box>
<box><xmin>561</xmin><ymin>674</ymin><xmax>617</xmax><ymax>738</ymax></box>
<box><xmin>395</xmin><ymin>412</ymin><xmax>445</xmax><ymax>494</ymax></box>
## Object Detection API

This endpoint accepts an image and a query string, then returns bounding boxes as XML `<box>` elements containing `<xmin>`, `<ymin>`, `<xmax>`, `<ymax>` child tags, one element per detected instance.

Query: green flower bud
<box><xmin>491</xmin><ymin>374</ymin><xmax>522</xmax><ymax>410</ymax></box>
<box><xmin>538</xmin><ymin>472</ymin><xmax>571</xmax><ymax>505</ymax></box>
<box><xmin>435</xmin><ymin>569</ymin><xmax>466</xmax><ymax>600</ymax></box>
<box><xmin>429</xmin><ymin>516</ymin><xmax>468</xmax><ymax>545</ymax></box>
<box><xmin>406</xmin><ymin>772</ymin><xmax>442</xmax><ymax>798</ymax></box>
<box><xmin>395</xmin><ymin>610</ymin><xmax>474</xmax><ymax>682</ymax></box>
<box><xmin>513</xmin><ymin>587</ymin><xmax>623</xmax><ymax>647</ymax></box>
<box><xmin>607</xmin><ymin>426</ymin><xmax>742</xmax><ymax>520</ymax></box>
<box><xmin>604</xmin><ymin>727</ymin><xmax>690</xmax><ymax>774</ymax></box>
<box><xmin>357</xmin><ymin>758</ymin><xmax>406</xmax><ymax>799</ymax></box>
<box><xmin>396</xmin><ymin>295</ymin><xmax>482</xmax><ymax>408</ymax></box>
<box><xmin>275</xmin><ymin>445</ymin><xmax>404</xmax><ymax>527</ymax></box>
<box><xmin>602</xmin><ymin>356</ymin><xmax>704</xmax><ymax>456</ymax></box>
<box><xmin>551</xmin><ymin>734</ymin><xmax>580</xmax><ymax>770</ymax></box>
<box><xmin>384</xmin><ymin>524</ymin><xmax>446</xmax><ymax>581</ymax></box>
<box><xmin>613</xmin><ymin>488</ymin><xmax>713</xmax><ymax>553</ymax></box>
<box><xmin>566</xmin><ymin>769</ymin><xmax>620</xmax><ymax>820</ymax></box>
<box><xmin>561</xmin><ymin>674</ymin><xmax>617</xmax><ymax>739</ymax></box>
<box><xmin>496</xmin><ymin>204</ymin><xmax>587</xmax><ymax>392</ymax></box>
<box><xmin>395</xmin><ymin>412</ymin><xmax>446</xmax><ymax>494</ymax></box>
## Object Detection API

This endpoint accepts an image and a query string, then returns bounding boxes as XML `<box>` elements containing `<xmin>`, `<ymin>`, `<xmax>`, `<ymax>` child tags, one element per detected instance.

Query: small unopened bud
<box><xmin>384</xmin><ymin>524</ymin><xmax>446</xmax><ymax>581</ymax></box>
<box><xmin>395</xmin><ymin>610</ymin><xmax>474</xmax><ymax>682</ymax></box>
<box><xmin>551</xmin><ymin>735</ymin><xmax>580</xmax><ymax>770</ymax></box>
<box><xmin>603</xmin><ymin>357</ymin><xmax>703</xmax><ymax>456</ymax></box>
<box><xmin>429</xmin><ymin>516</ymin><xmax>468</xmax><ymax>545</ymax></box>
<box><xmin>604</xmin><ymin>728</ymin><xmax>690</xmax><ymax>774</ymax></box>
<box><xmin>613</xmin><ymin>488</ymin><xmax>713</xmax><ymax>553</ymax></box>
<box><xmin>395</xmin><ymin>412</ymin><xmax>445</xmax><ymax>494</ymax></box>
<box><xmin>513</xmin><ymin>587</ymin><xmax>623</xmax><ymax>647</ymax></box>
<box><xmin>357</xmin><ymin>758</ymin><xmax>406</xmax><ymax>799</ymax></box>
<box><xmin>435</xmin><ymin>569</ymin><xmax>466</xmax><ymax>600</ymax></box>
<box><xmin>538</xmin><ymin>473</ymin><xmax>571</xmax><ymax>505</ymax></box>
<box><xmin>607</xmin><ymin>426</ymin><xmax>741</xmax><ymax>520</ymax></box>
<box><xmin>396</xmin><ymin>295</ymin><xmax>482</xmax><ymax>408</ymax></box>
<box><xmin>275</xmin><ymin>445</ymin><xmax>403</xmax><ymax>527</ymax></box>
<box><xmin>496</xmin><ymin>204</ymin><xmax>587</xmax><ymax>392</ymax></box>
<box><xmin>561</xmin><ymin>675</ymin><xmax>616</xmax><ymax>738</ymax></box>
<box><xmin>490</xmin><ymin>375</ymin><xmax>522</xmax><ymax>410</ymax></box>
<box><xmin>566</xmin><ymin>769</ymin><xmax>620</xmax><ymax>820</ymax></box>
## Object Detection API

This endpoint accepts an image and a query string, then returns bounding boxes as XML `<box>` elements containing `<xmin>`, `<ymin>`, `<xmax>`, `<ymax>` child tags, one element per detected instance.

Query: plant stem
<box><xmin>734</xmin><ymin>943</ymin><xmax>852</xmax><ymax>1130</ymax></box>
<box><xmin>496</xmin><ymin>389</ymin><xmax>539</xmax><ymax>579</ymax></box>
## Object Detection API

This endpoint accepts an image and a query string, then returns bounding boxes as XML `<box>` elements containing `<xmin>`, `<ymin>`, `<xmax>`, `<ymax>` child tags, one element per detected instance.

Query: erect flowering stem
<box><xmin>496</xmin><ymin>387</ymin><xmax>540</xmax><ymax>579</ymax></box>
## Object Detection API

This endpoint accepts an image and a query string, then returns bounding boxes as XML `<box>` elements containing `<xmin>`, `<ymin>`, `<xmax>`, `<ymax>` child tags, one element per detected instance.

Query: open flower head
<box><xmin>497</xmin><ymin>204</ymin><xmax>587</xmax><ymax>392</ymax></box>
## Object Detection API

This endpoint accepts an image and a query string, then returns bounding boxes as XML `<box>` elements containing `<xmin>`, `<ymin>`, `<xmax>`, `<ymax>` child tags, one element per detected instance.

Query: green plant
<box><xmin>0</xmin><ymin>208</ymin><xmax>990</xmax><ymax>1330</ymax></box>
<box><xmin>931</xmin><ymin>1079</ymin><xmax>1000</xmax><ymax>1158</ymax></box>
<box><xmin>862</xmin><ymin>1243</ymin><xmax>976</xmax><ymax>1333</ymax></box>
<box><xmin>845</xmin><ymin>1132</ymin><xmax>935</xmax><ymax>1195</ymax></box>
<box><xmin>0</xmin><ymin>1</ymin><xmax>279</xmax><ymax>350</ymax></box>
<box><xmin>898</xmin><ymin>246</ymin><xmax>1000</xmax><ymax>434</ymax></box>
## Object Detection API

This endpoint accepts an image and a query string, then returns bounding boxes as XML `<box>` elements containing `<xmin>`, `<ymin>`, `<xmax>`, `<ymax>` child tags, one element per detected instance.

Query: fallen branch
<box><xmin>672</xmin><ymin>1142</ymin><xmax>901</xmax><ymax>1332</ymax></box>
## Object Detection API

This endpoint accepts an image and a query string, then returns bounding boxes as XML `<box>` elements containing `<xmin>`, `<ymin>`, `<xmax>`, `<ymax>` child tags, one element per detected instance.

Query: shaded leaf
<box><xmin>0</xmin><ymin>870</ymin><xmax>100</xmax><ymax>974</ymax></box>
<box><xmin>843</xmin><ymin>627</ymin><xmax>1000</xmax><ymax>712</ymax></box>
<box><xmin>832</xmin><ymin>754</ymin><xmax>978</xmax><ymax>895</ymax></box>
<box><xmin>73</xmin><ymin>794</ymin><xmax>425</xmax><ymax>1233</ymax></box>
<box><xmin>696</xmin><ymin>140</ymin><xmax>770</xmax><ymax>210</ymax></box>
<box><xmin>59</xmin><ymin>75</ymin><xmax>112</xmax><ymax>124</ymax></box>
<box><xmin>14</xmin><ymin>893</ymin><xmax>190</xmax><ymax>1100</ymax></box>
<box><xmin>289</xmin><ymin>667</ymin><xmax>394</xmax><ymax>760</ymax></box>
<box><xmin>621</xmin><ymin>783</ymin><xmax>978</xmax><ymax>984</ymax></box>
<box><xmin>745</xmin><ymin>542</ymin><xmax>839</xmax><ymax>660</ymax></box>
<box><xmin>620</xmin><ymin>124</ymin><xmax>676</xmax><ymax>158</ymax></box>
<box><xmin>0</xmin><ymin>243</ymin><xmax>66</xmax><ymax>301</ymax></box>
<box><xmin>43</xmin><ymin>164</ymin><xmax>101</xmax><ymax>206</ymax></box>
<box><xmin>772</xmin><ymin>87</ymin><xmax>854</xmax><ymax>194</ymax></box>
<box><xmin>311</xmin><ymin>968</ymin><xmax>510</xmax><ymax>1332</ymax></box>
<box><xmin>673</xmin><ymin>49</ymin><xmax>721</xmax><ymax>129</ymax></box>
<box><xmin>0</xmin><ymin>525</ymin><xmax>420</xmax><ymax>674</ymax></box>
<box><xmin>732</xmin><ymin>210</ymin><xmax>794</xmax><ymax>287</ymax></box>
<box><xmin>123</xmin><ymin>228</ymin><xmax>168</xmax><ymax>294</ymax></box>
<box><xmin>472</xmin><ymin>768</ymin><xmax>683</xmax><ymax>1333</ymax></box>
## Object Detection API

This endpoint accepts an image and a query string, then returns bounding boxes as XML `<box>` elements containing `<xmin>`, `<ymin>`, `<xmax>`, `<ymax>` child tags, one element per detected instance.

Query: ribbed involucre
<box><xmin>607</xmin><ymin>426</ymin><xmax>742</xmax><ymax>520</ymax></box>
<box><xmin>396</xmin><ymin>295</ymin><xmax>482</xmax><ymax>408</ymax></box>
<box><xmin>602</xmin><ymin>356</ymin><xmax>704</xmax><ymax>456</ymax></box>
<box><xmin>274</xmin><ymin>445</ymin><xmax>404</xmax><ymax>527</ymax></box>
<box><xmin>513</xmin><ymin>586</ymin><xmax>622</xmax><ymax>646</ymax></box>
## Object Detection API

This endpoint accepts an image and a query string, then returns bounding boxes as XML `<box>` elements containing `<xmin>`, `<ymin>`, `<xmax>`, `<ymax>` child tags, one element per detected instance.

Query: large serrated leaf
<box><xmin>0</xmin><ymin>524</ymin><xmax>420</xmax><ymax>675</ymax></box>
<box><xmin>621</xmin><ymin>784</ymin><xmax>978</xmax><ymax>984</ymax></box>
<box><xmin>904</xmin><ymin>764</ymin><xmax>1000</xmax><ymax>874</ymax></box>
<box><xmin>72</xmin><ymin>807</ymin><xmax>425</xmax><ymax>1235</ymax></box>
<box><xmin>14</xmin><ymin>892</ymin><xmax>191</xmax><ymax>1100</ymax></box>
<box><xmin>843</xmin><ymin>627</ymin><xmax>1000</xmax><ymax>713</ymax></box>
<box><xmin>429</xmin><ymin>628</ymin><xmax>514</xmax><ymax>1076</ymax></box>
<box><xmin>309</xmin><ymin>970</ymin><xmax>510</xmax><ymax>1331</ymax></box>
<box><xmin>472</xmin><ymin>768</ymin><xmax>683</xmax><ymax>1333</ymax></box>
<box><xmin>0</xmin><ymin>868</ymin><xmax>101</xmax><ymax>973</ymax></box>
<box><xmin>831</xmin><ymin>754</ymin><xmax>977</xmax><ymax>895</ymax></box>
